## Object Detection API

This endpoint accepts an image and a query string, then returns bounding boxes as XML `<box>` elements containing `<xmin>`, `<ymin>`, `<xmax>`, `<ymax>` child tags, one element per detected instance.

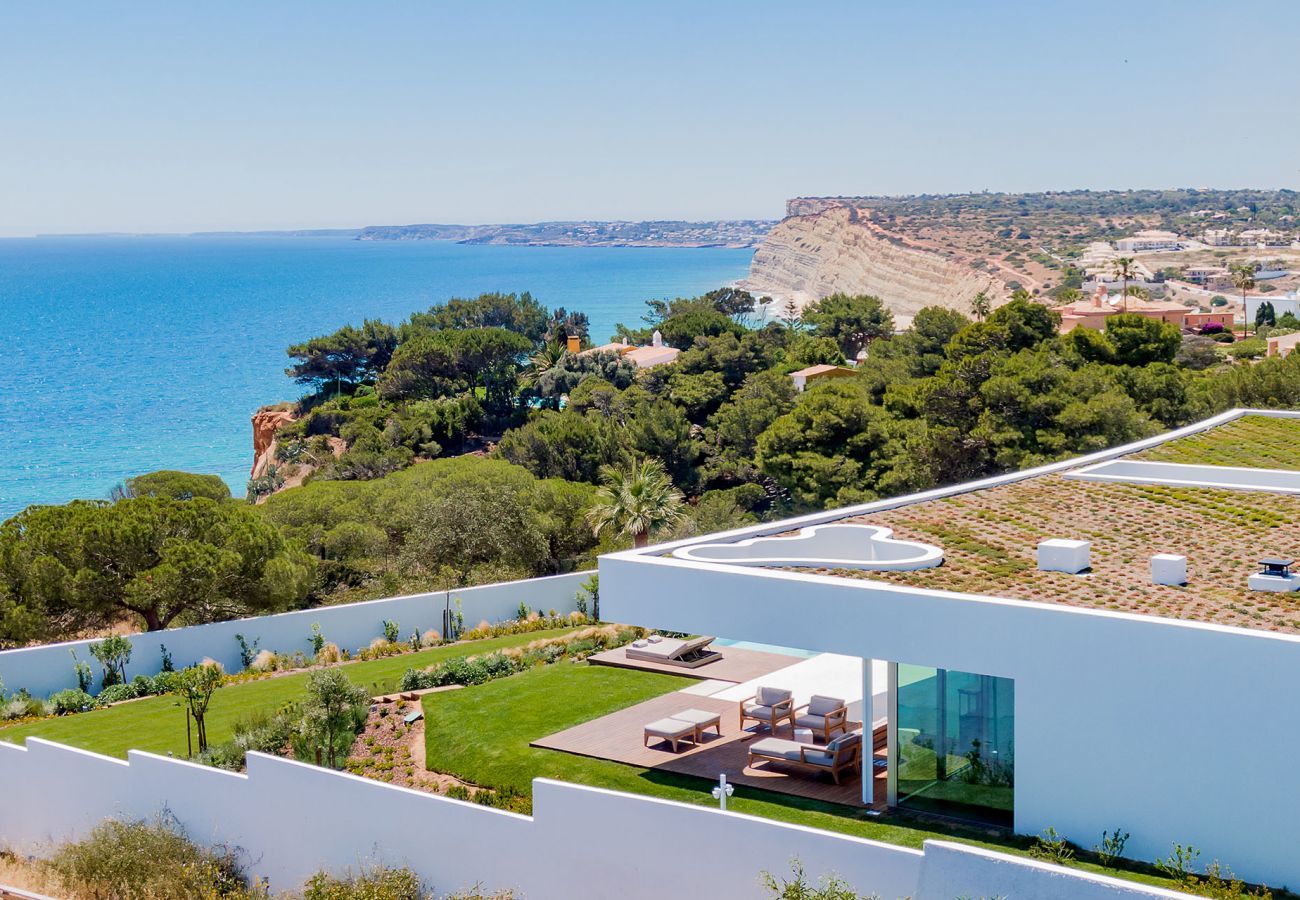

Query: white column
<box><xmin>862</xmin><ymin>656</ymin><xmax>873</xmax><ymax>806</ymax></box>
<box><xmin>886</xmin><ymin>661</ymin><xmax>898</xmax><ymax>808</ymax></box>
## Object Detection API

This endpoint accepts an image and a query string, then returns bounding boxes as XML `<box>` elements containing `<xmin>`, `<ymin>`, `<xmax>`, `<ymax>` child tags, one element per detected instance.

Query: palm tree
<box><xmin>1230</xmin><ymin>263</ymin><xmax>1257</xmax><ymax>334</ymax></box>
<box><xmin>969</xmin><ymin>291</ymin><xmax>991</xmax><ymax>322</ymax></box>
<box><xmin>1111</xmin><ymin>257</ymin><xmax>1136</xmax><ymax>313</ymax></box>
<box><xmin>587</xmin><ymin>459</ymin><xmax>686</xmax><ymax>549</ymax></box>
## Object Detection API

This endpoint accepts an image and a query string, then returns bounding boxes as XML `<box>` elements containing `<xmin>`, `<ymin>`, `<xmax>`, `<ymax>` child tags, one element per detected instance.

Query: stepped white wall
<box><xmin>0</xmin><ymin>739</ymin><xmax>1185</xmax><ymax>899</ymax></box>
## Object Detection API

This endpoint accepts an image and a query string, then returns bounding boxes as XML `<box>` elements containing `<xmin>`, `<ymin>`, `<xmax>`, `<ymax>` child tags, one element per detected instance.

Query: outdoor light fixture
<box><xmin>1260</xmin><ymin>558</ymin><xmax>1293</xmax><ymax>579</ymax></box>
<box><xmin>712</xmin><ymin>773</ymin><xmax>734</xmax><ymax>810</ymax></box>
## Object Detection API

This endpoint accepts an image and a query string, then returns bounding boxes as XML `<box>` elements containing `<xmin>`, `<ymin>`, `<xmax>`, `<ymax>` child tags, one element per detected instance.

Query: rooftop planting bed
<box><xmin>1135</xmin><ymin>414</ymin><xmax>1300</xmax><ymax>470</ymax></box>
<box><xmin>821</xmin><ymin>473</ymin><xmax>1300</xmax><ymax>634</ymax></box>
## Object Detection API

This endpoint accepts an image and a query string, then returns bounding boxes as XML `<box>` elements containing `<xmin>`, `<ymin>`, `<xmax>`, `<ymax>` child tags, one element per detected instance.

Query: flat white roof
<box><xmin>1067</xmin><ymin>459</ymin><xmax>1300</xmax><ymax>494</ymax></box>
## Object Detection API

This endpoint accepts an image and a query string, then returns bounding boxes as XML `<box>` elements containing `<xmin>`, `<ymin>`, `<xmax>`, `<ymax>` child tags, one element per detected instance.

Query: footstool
<box><xmin>671</xmin><ymin>708</ymin><xmax>723</xmax><ymax>740</ymax></box>
<box><xmin>644</xmin><ymin>717</ymin><xmax>697</xmax><ymax>752</ymax></box>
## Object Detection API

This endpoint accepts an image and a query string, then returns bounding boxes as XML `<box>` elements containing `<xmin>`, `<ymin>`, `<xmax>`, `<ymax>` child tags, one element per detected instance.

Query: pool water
<box><xmin>713</xmin><ymin>639</ymin><xmax>819</xmax><ymax>659</ymax></box>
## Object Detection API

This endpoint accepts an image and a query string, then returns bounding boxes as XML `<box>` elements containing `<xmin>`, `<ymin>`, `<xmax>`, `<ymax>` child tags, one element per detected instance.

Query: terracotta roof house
<box><xmin>789</xmin><ymin>364</ymin><xmax>857</xmax><ymax>392</ymax></box>
<box><xmin>579</xmin><ymin>330</ymin><xmax>681</xmax><ymax>369</ymax></box>
<box><xmin>1057</xmin><ymin>285</ymin><xmax>1193</xmax><ymax>333</ymax></box>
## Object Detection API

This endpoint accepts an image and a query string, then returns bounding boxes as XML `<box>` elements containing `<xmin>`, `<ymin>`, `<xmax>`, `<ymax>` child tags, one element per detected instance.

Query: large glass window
<box><xmin>893</xmin><ymin>663</ymin><xmax>1014</xmax><ymax>826</ymax></box>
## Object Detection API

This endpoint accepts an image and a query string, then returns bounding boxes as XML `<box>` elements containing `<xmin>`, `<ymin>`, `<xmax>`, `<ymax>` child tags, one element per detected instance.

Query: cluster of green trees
<box><xmin>0</xmin><ymin>471</ymin><xmax>316</xmax><ymax>646</ymax></box>
<box><xmin>7</xmin><ymin>285</ymin><xmax>1300</xmax><ymax>645</ymax></box>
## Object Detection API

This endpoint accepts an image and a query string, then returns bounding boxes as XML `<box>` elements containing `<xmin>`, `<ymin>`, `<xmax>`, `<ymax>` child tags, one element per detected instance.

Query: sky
<box><xmin>1</xmin><ymin>0</ymin><xmax>1297</xmax><ymax>236</ymax></box>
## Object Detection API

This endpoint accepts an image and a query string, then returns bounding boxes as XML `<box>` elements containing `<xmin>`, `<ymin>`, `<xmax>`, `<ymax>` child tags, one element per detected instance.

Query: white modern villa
<box><xmin>603</xmin><ymin>407</ymin><xmax>1300</xmax><ymax>891</ymax></box>
<box><xmin>2</xmin><ymin>408</ymin><xmax>1300</xmax><ymax>898</ymax></box>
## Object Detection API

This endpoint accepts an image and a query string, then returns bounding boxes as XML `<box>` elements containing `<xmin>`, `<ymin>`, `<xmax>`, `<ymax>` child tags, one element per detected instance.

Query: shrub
<box><xmin>49</xmin><ymin>688</ymin><xmax>94</xmax><ymax>715</ymax></box>
<box><xmin>303</xmin><ymin>866</ymin><xmax>427</xmax><ymax>900</ymax></box>
<box><xmin>200</xmin><ymin>707</ymin><xmax>300</xmax><ymax>771</ymax></box>
<box><xmin>44</xmin><ymin>816</ymin><xmax>261</xmax><ymax>899</ymax></box>
<box><xmin>1226</xmin><ymin>337</ymin><xmax>1267</xmax><ymax>359</ymax></box>
<box><xmin>1093</xmin><ymin>827</ymin><xmax>1129</xmax><ymax>868</ymax></box>
<box><xmin>1028</xmin><ymin>826</ymin><xmax>1076</xmax><ymax>865</ymax></box>
<box><xmin>759</xmin><ymin>857</ymin><xmax>867</xmax><ymax>899</ymax></box>
<box><xmin>382</xmin><ymin>619</ymin><xmax>400</xmax><ymax>643</ymax></box>
<box><xmin>398</xmin><ymin>625</ymin><xmax>640</xmax><ymax>691</ymax></box>
<box><xmin>94</xmin><ymin>682</ymin><xmax>141</xmax><ymax>707</ymax></box>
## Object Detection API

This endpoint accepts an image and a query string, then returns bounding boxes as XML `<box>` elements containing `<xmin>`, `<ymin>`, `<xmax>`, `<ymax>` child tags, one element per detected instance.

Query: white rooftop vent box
<box><xmin>1151</xmin><ymin>554</ymin><xmax>1187</xmax><ymax>586</ymax></box>
<box><xmin>1037</xmin><ymin>539</ymin><xmax>1091</xmax><ymax>574</ymax></box>
<box><xmin>1248</xmin><ymin>558</ymin><xmax>1300</xmax><ymax>593</ymax></box>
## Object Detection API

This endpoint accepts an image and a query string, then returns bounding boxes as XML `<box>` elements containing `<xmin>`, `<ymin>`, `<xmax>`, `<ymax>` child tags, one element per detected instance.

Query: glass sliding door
<box><xmin>892</xmin><ymin>663</ymin><xmax>1013</xmax><ymax>826</ymax></box>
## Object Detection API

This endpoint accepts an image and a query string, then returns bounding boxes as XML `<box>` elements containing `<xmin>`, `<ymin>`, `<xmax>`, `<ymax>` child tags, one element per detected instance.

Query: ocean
<box><xmin>0</xmin><ymin>236</ymin><xmax>753</xmax><ymax>517</ymax></box>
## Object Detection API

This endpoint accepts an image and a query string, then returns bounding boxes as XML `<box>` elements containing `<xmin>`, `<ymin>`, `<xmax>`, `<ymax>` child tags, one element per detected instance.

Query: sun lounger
<box><xmin>747</xmin><ymin>730</ymin><xmax>863</xmax><ymax>784</ymax></box>
<box><xmin>625</xmin><ymin>634</ymin><xmax>721</xmax><ymax>669</ymax></box>
<box><xmin>739</xmin><ymin>686</ymin><xmax>795</xmax><ymax>733</ymax></box>
<box><xmin>793</xmin><ymin>694</ymin><xmax>849</xmax><ymax>742</ymax></box>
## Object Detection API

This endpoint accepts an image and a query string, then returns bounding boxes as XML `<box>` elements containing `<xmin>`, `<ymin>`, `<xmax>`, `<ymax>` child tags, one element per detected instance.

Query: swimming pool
<box><xmin>713</xmin><ymin>639</ymin><xmax>819</xmax><ymax>659</ymax></box>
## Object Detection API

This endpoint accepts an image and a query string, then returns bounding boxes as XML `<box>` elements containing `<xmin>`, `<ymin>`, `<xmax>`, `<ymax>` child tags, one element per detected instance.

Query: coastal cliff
<box><xmin>743</xmin><ymin>206</ymin><xmax>1005</xmax><ymax>323</ymax></box>
<box><xmin>250</xmin><ymin>405</ymin><xmax>296</xmax><ymax>479</ymax></box>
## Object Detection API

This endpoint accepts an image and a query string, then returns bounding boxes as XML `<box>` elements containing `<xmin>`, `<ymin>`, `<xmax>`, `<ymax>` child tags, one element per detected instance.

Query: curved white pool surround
<box><xmin>672</xmin><ymin>523</ymin><xmax>943</xmax><ymax>571</ymax></box>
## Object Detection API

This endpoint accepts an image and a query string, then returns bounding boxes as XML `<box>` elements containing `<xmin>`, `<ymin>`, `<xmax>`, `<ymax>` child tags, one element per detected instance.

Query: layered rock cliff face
<box><xmin>744</xmin><ymin>206</ymin><xmax>1005</xmax><ymax>324</ymax></box>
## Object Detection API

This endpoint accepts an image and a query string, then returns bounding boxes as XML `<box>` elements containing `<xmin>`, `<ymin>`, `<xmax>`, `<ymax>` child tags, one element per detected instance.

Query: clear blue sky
<box><xmin>2</xmin><ymin>0</ymin><xmax>1296</xmax><ymax>236</ymax></box>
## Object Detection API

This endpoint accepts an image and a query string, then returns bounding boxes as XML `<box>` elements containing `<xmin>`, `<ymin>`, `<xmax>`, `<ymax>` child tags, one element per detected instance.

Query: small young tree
<box><xmin>88</xmin><ymin>635</ymin><xmax>133</xmax><ymax>689</ymax></box>
<box><xmin>176</xmin><ymin>662</ymin><xmax>224</xmax><ymax>754</ymax></box>
<box><xmin>300</xmin><ymin>668</ymin><xmax>369</xmax><ymax>768</ymax></box>
<box><xmin>969</xmin><ymin>290</ymin><xmax>992</xmax><ymax>322</ymax></box>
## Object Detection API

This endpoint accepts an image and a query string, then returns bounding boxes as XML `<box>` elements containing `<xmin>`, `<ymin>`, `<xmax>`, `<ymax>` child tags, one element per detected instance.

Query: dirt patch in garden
<box><xmin>344</xmin><ymin>693</ymin><xmax>494</xmax><ymax>800</ymax></box>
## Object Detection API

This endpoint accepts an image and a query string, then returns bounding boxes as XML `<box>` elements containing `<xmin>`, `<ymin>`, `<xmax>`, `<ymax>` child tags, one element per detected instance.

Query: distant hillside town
<box><xmin>355</xmin><ymin>219</ymin><xmax>775</xmax><ymax>248</ymax></box>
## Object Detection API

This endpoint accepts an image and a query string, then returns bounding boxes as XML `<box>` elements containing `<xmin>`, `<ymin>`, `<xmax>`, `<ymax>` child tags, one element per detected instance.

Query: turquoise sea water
<box><xmin>0</xmin><ymin>237</ymin><xmax>753</xmax><ymax>517</ymax></box>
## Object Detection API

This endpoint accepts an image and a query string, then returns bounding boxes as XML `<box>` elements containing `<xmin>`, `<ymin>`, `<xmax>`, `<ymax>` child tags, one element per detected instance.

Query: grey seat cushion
<box><xmin>749</xmin><ymin>738</ymin><xmax>804</xmax><ymax>762</ymax></box>
<box><xmin>794</xmin><ymin>713</ymin><xmax>830</xmax><ymax>730</ymax></box>
<box><xmin>800</xmin><ymin>750</ymin><xmax>835</xmax><ymax>767</ymax></box>
<box><xmin>827</xmin><ymin>731</ymin><xmax>862</xmax><ymax>753</ymax></box>
<box><xmin>756</xmin><ymin>686</ymin><xmax>792</xmax><ymax>706</ymax></box>
<box><xmin>672</xmin><ymin>708</ymin><xmax>720</xmax><ymax>726</ymax></box>
<box><xmin>743</xmin><ymin>703</ymin><xmax>778</xmax><ymax>719</ymax></box>
<box><xmin>644</xmin><ymin>717</ymin><xmax>694</xmax><ymax>737</ymax></box>
<box><xmin>806</xmin><ymin>695</ymin><xmax>844</xmax><ymax>717</ymax></box>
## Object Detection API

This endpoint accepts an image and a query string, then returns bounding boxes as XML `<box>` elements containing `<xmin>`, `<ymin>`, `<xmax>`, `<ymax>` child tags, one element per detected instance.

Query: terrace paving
<box><xmin>532</xmin><ymin>691</ymin><xmax>884</xmax><ymax>808</ymax></box>
<box><xmin>769</xmin><ymin>416</ymin><xmax>1300</xmax><ymax>635</ymax></box>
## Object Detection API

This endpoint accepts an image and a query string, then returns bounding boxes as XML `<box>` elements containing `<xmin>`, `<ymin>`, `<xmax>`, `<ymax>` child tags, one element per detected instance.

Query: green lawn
<box><xmin>0</xmin><ymin>627</ymin><xmax>579</xmax><ymax>759</ymax></box>
<box><xmin>422</xmin><ymin>662</ymin><xmax>1213</xmax><ymax>895</ymax></box>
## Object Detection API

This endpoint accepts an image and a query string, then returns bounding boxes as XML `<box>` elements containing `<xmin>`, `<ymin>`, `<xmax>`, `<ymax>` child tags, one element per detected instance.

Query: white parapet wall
<box><xmin>0</xmin><ymin>738</ymin><xmax>1189</xmax><ymax>899</ymax></box>
<box><xmin>0</xmin><ymin>571</ymin><xmax>590</xmax><ymax>698</ymax></box>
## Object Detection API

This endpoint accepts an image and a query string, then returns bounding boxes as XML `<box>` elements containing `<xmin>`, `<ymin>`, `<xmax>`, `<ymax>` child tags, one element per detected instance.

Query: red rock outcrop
<box><xmin>250</xmin><ymin>405</ymin><xmax>296</xmax><ymax>479</ymax></box>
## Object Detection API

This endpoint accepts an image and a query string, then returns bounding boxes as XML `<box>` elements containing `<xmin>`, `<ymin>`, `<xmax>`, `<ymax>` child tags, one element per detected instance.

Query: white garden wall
<box><xmin>0</xmin><ymin>572</ymin><xmax>589</xmax><ymax>698</ymax></box>
<box><xmin>0</xmin><ymin>739</ymin><xmax>1185</xmax><ymax>899</ymax></box>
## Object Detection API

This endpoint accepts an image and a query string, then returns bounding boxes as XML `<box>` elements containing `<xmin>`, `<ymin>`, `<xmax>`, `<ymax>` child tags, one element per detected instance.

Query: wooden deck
<box><xmin>587</xmin><ymin>645</ymin><xmax>797</xmax><ymax>683</ymax></box>
<box><xmin>532</xmin><ymin>692</ymin><xmax>886</xmax><ymax>808</ymax></box>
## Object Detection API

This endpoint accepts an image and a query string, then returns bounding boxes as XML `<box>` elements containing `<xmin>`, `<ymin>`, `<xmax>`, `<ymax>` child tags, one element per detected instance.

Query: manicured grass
<box><xmin>0</xmin><ymin>627</ymin><xmax>579</xmax><ymax>759</ymax></box>
<box><xmin>422</xmin><ymin>662</ymin><xmax>1215</xmax><ymax>895</ymax></box>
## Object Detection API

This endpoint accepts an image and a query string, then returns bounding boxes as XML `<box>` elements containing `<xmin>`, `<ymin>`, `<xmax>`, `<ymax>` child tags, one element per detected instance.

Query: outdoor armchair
<box><xmin>739</xmin><ymin>685</ymin><xmax>795</xmax><ymax>733</ymax></box>
<box><xmin>793</xmin><ymin>694</ymin><xmax>849</xmax><ymax>742</ymax></box>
